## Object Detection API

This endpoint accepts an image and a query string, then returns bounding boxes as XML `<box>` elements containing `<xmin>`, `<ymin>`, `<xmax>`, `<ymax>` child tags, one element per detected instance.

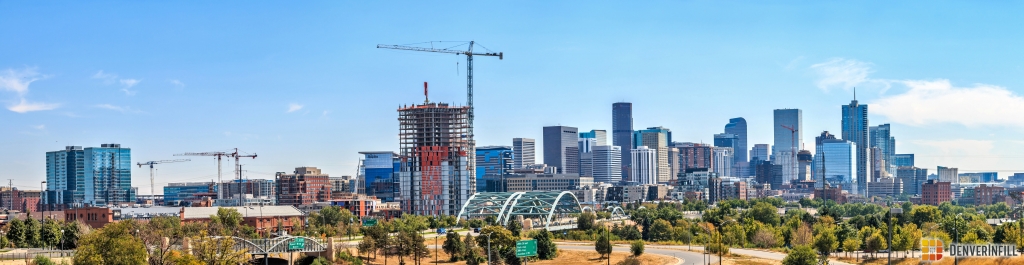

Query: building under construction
<box><xmin>397</xmin><ymin>96</ymin><xmax>474</xmax><ymax>216</ymax></box>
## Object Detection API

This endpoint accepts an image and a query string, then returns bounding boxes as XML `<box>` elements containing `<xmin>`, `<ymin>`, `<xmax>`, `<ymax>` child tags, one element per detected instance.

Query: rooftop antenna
<box><xmin>853</xmin><ymin>87</ymin><xmax>857</xmax><ymax>101</ymax></box>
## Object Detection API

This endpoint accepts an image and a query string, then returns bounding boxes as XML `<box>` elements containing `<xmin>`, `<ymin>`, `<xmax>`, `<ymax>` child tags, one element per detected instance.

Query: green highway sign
<box><xmin>515</xmin><ymin>239</ymin><xmax>537</xmax><ymax>258</ymax></box>
<box><xmin>363</xmin><ymin>219</ymin><xmax>378</xmax><ymax>227</ymax></box>
<box><xmin>288</xmin><ymin>238</ymin><xmax>305</xmax><ymax>251</ymax></box>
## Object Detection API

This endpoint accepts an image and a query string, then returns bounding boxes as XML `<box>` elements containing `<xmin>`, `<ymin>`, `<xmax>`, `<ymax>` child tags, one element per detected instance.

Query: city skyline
<box><xmin>4</xmin><ymin>2</ymin><xmax>1024</xmax><ymax>193</ymax></box>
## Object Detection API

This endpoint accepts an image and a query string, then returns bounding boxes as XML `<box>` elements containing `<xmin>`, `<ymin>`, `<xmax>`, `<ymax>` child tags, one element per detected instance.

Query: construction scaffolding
<box><xmin>398</xmin><ymin>102</ymin><xmax>474</xmax><ymax>216</ymax></box>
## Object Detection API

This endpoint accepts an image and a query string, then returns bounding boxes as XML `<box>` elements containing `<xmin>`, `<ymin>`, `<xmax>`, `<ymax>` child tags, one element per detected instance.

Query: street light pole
<box><xmin>888</xmin><ymin>207</ymin><xmax>902</xmax><ymax>265</ymax></box>
<box><xmin>484</xmin><ymin>233</ymin><xmax>492</xmax><ymax>265</ymax></box>
<box><xmin>955</xmin><ymin>213</ymin><xmax>962</xmax><ymax>265</ymax></box>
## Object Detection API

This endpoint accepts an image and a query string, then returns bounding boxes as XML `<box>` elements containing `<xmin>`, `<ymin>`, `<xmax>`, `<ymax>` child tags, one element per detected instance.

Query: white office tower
<box><xmin>592</xmin><ymin>145</ymin><xmax>622</xmax><ymax>184</ymax></box>
<box><xmin>712</xmin><ymin>147</ymin><xmax>734</xmax><ymax>177</ymax></box>
<box><xmin>513</xmin><ymin>138</ymin><xmax>536</xmax><ymax>169</ymax></box>
<box><xmin>631</xmin><ymin>146</ymin><xmax>658</xmax><ymax>185</ymax></box>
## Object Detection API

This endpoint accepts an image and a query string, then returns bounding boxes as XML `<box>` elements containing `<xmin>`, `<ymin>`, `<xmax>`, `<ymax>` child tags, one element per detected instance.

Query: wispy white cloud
<box><xmin>169</xmin><ymin>79</ymin><xmax>185</xmax><ymax>88</ymax></box>
<box><xmin>31</xmin><ymin>124</ymin><xmax>45</xmax><ymax>130</ymax></box>
<box><xmin>287</xmin><ymin>103</ymin><xmax>304</xmax><ymax>113</ymax></box>
<box><xmin>8</xmin><ymin>98</ymin><xmax>60</xmax><ymax>113</ymax></box>
<box><xmin>0</xmin><ymin>67</ymin><xmax>44</xmax><ymax>95</ymax></box>
<box><xmin>93</xmin><ymin>70</ymin><xmax>140</xmax><ymax>95</ymax></box>
<box><xmin>95</xmin><ymin>104</ymin><xmax>141</xmax><ymax>113</ymax></box>
<box><xmin>811</xmin><ymin>58</ymin><xmax>1024</xmax><ymax>128</ymax></box>
<box><xmin>1</xmin><ymin>67</ymin><xmax>59</xmax><ymax>113</ymax></box>
<box><xmin>873</xmin><ymin>80</ymin><xmax>1024</xmax><ymax>128</ymax></box>
<box><xmin>92</xmin><ymin>70</ymin><xmax>117</xmax><ymax>84</ymax></box>
<box><xmin>810</xmin><ymin>58</ymin><xmax>890</xmax><ymax>92</ymax></box>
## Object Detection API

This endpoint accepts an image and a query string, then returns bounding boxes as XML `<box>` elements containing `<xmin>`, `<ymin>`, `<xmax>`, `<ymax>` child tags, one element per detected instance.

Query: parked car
<box><xmin>473</xmin><ymin>227</ymin><xmax>481</xmax><ymax>233</ymax></box>
<box><xmin>437</xmin><ymin>228</ymin><xmax>447</xmax><ymax>235</ymax></box>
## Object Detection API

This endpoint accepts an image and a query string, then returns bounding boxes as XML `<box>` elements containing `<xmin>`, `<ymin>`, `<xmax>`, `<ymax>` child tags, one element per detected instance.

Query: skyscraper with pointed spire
<box><xmin>842</xmin><ymin>97</ymin><xmax>870</xmax><ymax>195</ymax></box>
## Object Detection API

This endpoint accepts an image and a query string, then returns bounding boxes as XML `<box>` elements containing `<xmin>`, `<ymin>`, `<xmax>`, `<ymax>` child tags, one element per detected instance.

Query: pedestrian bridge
<box><xmin>457</xmin><ymin>191</ymin><xmax>629</xmax><ymax>231</ymax></box>
<box><xmin>220</xmin><ymin>236</ymin><xmax>328</xmax><ymax>254</ymax></box>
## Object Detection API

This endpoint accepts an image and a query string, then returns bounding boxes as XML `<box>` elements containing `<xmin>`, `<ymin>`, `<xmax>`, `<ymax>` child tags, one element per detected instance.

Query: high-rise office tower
<box><xmin>773</xmin><ymin>109</ymin><xmax>803</xmax><ymax>185</ymax></box>
<box><xmin>634</xmin><ymin>127</ymin><xmax>671</xmax><ymax>183</ymax></box>
<box><xmin>870</xmin><ymin>124</ymin><xmax>896</xmax><ymax>178</ymax></box>
<box><xmin>937</xmin><ymin>166</ymin><xmax>959</xmax><ymax>183</ymax></box>
<box><xmin>870</xmin><ymin>147</ymin><xmax>888</xmax><ymax>179</ymax></box>
<box><xmin>543</xmin><ymin>126</ymin><xmax>579</xmax><ymax>174</ymax></box>
<box><xmin>842</xmin><ymin>99</ymin><xmax>870</xmax><ymax>195</ymax></box>
<box><xmin>896</xmin><ymin>167</ymin><xmax>928</xmax><ymax>195</ymax></box>
<box><xmin>45</xmin><ymin>144</ymin><xmax>134</xmax><ymax>210</ymax></box>
<box><xmin>398</xmin><ymin>100</ymin><xmax>473</xmax><ymax>216</ymax></box>
<box><xmin>579</xmin><ymin>130</ymin><xmax>608</xmax><ymax>146</ymax></box>
<box><xmin>819</xmin><ymin>139</ymin><xmax>857</xmax><ymax>192</ymax></box>
<box><xmin>892</xmin><ymin>154</ymin><xmax>915</xmax><ymax>168</ymax></box>
<box><xmin>358</xmin><ymin>151</ymin><xmax>400</xmax><ymax>202</ymax></box>
<box><xmin>475</xmin><ymin>146</ymin><xmax>513</xmax><ymax>191</ymax></box>
<box><xmin>631</xmin><ymin>146</ymin><xmax>658</xmax><ymax>185</ymax></box>
<box><xmin>712</xmin><ymin>147</ymin><xmax>734</xmax><ymax>177</ymax></box>
<box><xmin>797</xmin><ymin>150</ymin><xmax>812</xmax><ymax>182</ymax></box>
<box><xmin>811</xmin><ymin>131</ymin><xmax>837</xmax><ymax>181</ymax></box>
<box><xmin>750</xmin><ymin>144</ymin><xmax>770</xmax><ymax>162</ymax></box>
<box><xmin>713</xmin><ymin>133</ymin><xmax>739</xmax><ymax>157</ymax></box>
<box><xmin>667</xmin><ymin>147</ymin><xmax>680</xmax><ymax>179</ymax></box>
<box><xmin>749</xmin><ymin>144</ymin><xmax>770</xmax><ymax>177</ymax></box>
<box><xmin>578</xmin><ymin>138</ymin><xmax>595</xmax><ymax>177</ymax></box>
<box><xmin>592</xmin><ymin>145</ymin><xmax>622</xmax><ymax>184</ymax></box>
<box><xmin>612</xmin><ymin>102</ymin><xmax>633</xmax><ymax>181</ymax></box>
<box><xmin>512</xmin><ymin>138</ymin><xmax>535</xmax><ymax>169</ymax></box>
<box><xmin>713</xmin><ymin>133</ymin><xmax>739</xmax><ymax>176</ymax></box>
<box><xmin>724</xmin><ymin>118</ymin><xmax>748</xmax><ymax>164</ymax></box>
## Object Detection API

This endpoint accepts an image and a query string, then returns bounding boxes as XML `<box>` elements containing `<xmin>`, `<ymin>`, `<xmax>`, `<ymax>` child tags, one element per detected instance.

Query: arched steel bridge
<box><xmin>457</xmin><ymin>191</ymin><xmax>587</xmax><ymax>231</ymax></box>
<box><xmin>456</xmin><ymin>192</ymin><xmax>585</xmax><ymax>231</ymax></box>
<box><xmin>219</xmin><ymin>236</ymin><xmax>328</xmax><ymax>254</ymax></box>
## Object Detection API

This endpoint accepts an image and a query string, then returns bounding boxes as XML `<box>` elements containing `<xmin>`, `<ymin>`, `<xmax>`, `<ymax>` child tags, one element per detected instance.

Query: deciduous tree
<box><xmin>73</xmin><ymin>221</ymin><xmax>148</xmax><ymax>265</ymax></box>
<box><xmin>782</xmin><ymin>245</ymin><xmax>818</xmax><ymax>265</ymax></box>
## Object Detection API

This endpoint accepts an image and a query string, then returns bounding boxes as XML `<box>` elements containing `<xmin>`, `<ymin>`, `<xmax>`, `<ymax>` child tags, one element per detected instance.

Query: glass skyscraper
<box><xmin>842</xmin><ymin>100</ymin><xmax>870</xmax><ymax>195</ymax></box>
<box><xmin>543</xmin><ymin>126</ymin><xmax>579</xmax><ymax>174</ymax></box>
<box><xmin>612</xmin><ymin>102</ymin><xmax>633</xmax><ymax>180</ymax></box>
<box><xmin>46</xmin><ymin>144</ymin><xmax>134</xmax><ymax>209</ymax></box>
<box><xmin>724</xmin><ymin>117</ymin><xmax>747</xmax><ymax>164</ymax></box>
<box><xmin>475</xmin><ymin>146</ymin><xmax>513</xmax><ymax>191</ymax></box>
<box><xmin>773</xmin><ymin>109</ymin><xmax>802</xmax><ymax>185</ymax></box>
<box><xmin>359</xmin><ymin>151</ymin><xmax>400</xmax><ymax>202</ymax></box>
<box><xmin>820</xmin><ymin>139</ymin><xmax>857</xmax><ymax>193</ymax></box>
<box><xmin>892</xmin><ymin>154</ymin><xmax>915</xmax><ymax>168</ymax></box>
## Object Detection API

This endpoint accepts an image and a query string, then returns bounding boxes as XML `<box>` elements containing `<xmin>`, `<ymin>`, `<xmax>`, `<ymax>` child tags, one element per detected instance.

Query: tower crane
<box><xmin>376</xmin><ymin>41</ymin><xmax>503</xmax><ymax>139</ymax></box>
<box><xmin>780</xmin><ymin>125</ymin><xmax>799</xmax><ymax>184</ymax></box>
<box><xmin>175</xmin><ymin>149</ymin><xmax>257</xmax><ymax>202</ymax></box>
<box><xmin>228</xmin><ymin>148</ymin><xmax>257</xmax><ymax>206</ymax></box>
<box><xmin>137</xmin><ymin>159</ymin><xmax>190</xmax><ymax>196</ymax></box>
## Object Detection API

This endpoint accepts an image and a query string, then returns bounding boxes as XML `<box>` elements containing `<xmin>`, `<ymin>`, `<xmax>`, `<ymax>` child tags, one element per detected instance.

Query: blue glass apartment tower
<box><xmin>612</xmin><ymin>102</ymin><xmax>633</xmax><ymax>181</ymax></box>
<box><xmin>45</xmin><ymin>144</ymin><xmax>133</xmax><ymax>210</ymax></box>
<box><xmin>359</xmin><ymin>151</ymin><xmax>400</xmax><ymax>202</ymax></box>
<box><xmin>475</xmin><ymin>146</ymin><xmax>513</xmax><ymax>192</ymax></box>
<box><xmin>724</xmin><ymin>118</ymin><xmax>747</xmax><ymax>164</ymax></box>
<box><xmin>842</xmin><ymin>100</ymin><xmax>870</xmax><ymax>195</ymax></box>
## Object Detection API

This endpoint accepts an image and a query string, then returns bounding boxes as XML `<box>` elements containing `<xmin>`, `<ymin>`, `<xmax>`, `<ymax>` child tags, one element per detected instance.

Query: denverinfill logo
<box><xmin>922</xmin><ymin>238</ymin><xmax>944</xmax><ymax>261</ymax></box>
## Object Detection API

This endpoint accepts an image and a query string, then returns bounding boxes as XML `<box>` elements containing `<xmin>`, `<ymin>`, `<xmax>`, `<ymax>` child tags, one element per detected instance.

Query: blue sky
<box><xmin>3</xmin><ymin>2</ymin><xmax>1024</xmax><ymax>193</ymax></box>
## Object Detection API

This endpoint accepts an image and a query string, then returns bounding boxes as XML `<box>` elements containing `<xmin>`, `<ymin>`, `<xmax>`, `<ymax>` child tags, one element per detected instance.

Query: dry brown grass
<box><xmin>348</xmin><ymin>248</ymin><xmax>675</xmax><ymax>265</ymax></box>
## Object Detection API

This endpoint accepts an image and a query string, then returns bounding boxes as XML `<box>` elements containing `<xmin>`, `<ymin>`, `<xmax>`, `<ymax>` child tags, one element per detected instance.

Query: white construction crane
<box><xmin>137</xmin><ymin>159</ymin><xmax>190</xmax><ymax>196</ymax></box>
